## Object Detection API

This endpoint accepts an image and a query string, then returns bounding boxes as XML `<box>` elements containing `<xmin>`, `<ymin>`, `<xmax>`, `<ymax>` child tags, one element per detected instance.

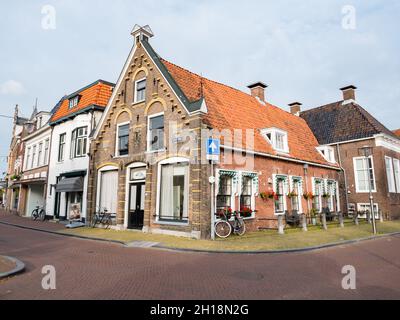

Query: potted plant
<box><xmin>287</xmin><ymin>191</ymin><xmax>298</xmax><ymax>198</ymax></box>
<box><xmin>309</xmin><ymin>208</ymin><xmax>318</xmax><ymax>225</ymax></box>
<box><xmin>216</xmin><ymin>207</ymin><xmax>232</xmax><ymax>220</ymax></box>
<box><xmin>259</xmin><ymin>192</ymin><xmax>268</xmax><ymax>201</ymax></box>
<box><xmin>10</xmin><ymin>174</ymin><xmax>21</xmax><ymax>181</ymax></box>
<box><xmin>303</xmin><ymin>192</ymin><xmax>314</xmax><ymax>200</ymax></box>
<box><xmin>239</xmin><ymin>207</ymin><xmax>253</xmax><ymax>218</ymax></box>
<box><xmin>322</xmin><ymin>193</ymin><xmax>330</xmax><ymax>199</ymax></box>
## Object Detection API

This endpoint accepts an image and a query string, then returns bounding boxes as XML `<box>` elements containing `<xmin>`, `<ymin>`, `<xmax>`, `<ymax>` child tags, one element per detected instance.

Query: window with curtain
<box><xmin>135</xmin><ymin>79</ymin><xmax>146</xmax><ymax>102</ymax></box>
<box><xmin>148</xmin><ymin>114</ymin><xmax>164</xmax><ymax>151</ymax></box>
<box><xmin>44</xmin><ymin>139</ymin><xmax>49</xmax><ymax>165</ymax></box>
<box><xmin>37</xmin><ymin>143</ymin><xmax>43</xmax><ymax>167</ymax></box>
<box><xmin>240</xmin><ymin>176</ymin><xmax>252</xmax><ymax>210</ymax></box>
<box><xmin>159</xmin><ymin>162</ymin><xmax>188</xmax><ymax>222</ymax></box>
<box><xmin>354</xmin><ymin>157</ymin><xmax>376</xmax><ymax>192</ymax></box>
<box><xmin>274</xmin><ymin>178</ymin><xmax>285</xmax><ymax>213</ymax></box>
<box><xmin>99</xmin><ymin>170</ymin><xmax>118</xmax><ymax>213</ymax></box>
<box><xmin>71</xmin><ymin>127</ymin><xmax>88</xmax><ymax>158</ymax></box>
<box><xmin>393</xmin><ymin>158</ymin><xmax>400</xmax><ymax>193</ymax></box>
<box><xmin>313</xmin><ymin>179</ymin><xmax>323</xmax><ymax>212</ymax></box>
<box><xmin>385</xmin><ymin>156</ymin><xmax>396</xmax><ymax>193</ymax></box>
<box><xmin>291</xmin><ymin>178</ymin><xmax>301</xmax><ymax>212</ymax></box>
<box><xmin>217</xmin><ymin>175</ymin><xmax>232</xmax><ymax>211</ymax></box>
<box><xmin>117</xmin><ymin>123</ymin><xmax>129</xmax><ymax>156</ymax></box>
<box><xmin>327</xmin><ymin>181</ymin><xmax>337</xmax><ymax>212</ymax></box>
<box><xmin>58</xmin><ymin>133</ymin><xmax>66</xmax><ymax>162</ymax></box>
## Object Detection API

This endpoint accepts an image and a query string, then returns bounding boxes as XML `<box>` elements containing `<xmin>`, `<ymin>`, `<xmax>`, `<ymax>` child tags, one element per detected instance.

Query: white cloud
<box><xmin>0</xmin><ymin>80</ymin><xmax>25</xmax><ymax>95</ymax></box>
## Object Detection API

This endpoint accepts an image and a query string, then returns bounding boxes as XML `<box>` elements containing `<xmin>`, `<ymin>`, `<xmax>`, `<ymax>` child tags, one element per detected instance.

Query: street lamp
<box><xmin>358</xmin><ymin>146</ymin><xmax>377</xmax><ymax>234</ymax></box>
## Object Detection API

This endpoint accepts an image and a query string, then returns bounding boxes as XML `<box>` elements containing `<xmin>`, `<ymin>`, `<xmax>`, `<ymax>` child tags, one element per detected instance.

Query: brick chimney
<box><xmin>340</xmin><ymin>85</ymin><xmax>357</xmax><ymax>101</ymax></box>
<box><xmin>289</xmin><ymin>102</ymin><xmax>302</xmax><ymax>116</ymax></box>
<box><xmin>248</xmin><ymin>82</ymin><xmax>268</xmax><ymax>102</ymax></box>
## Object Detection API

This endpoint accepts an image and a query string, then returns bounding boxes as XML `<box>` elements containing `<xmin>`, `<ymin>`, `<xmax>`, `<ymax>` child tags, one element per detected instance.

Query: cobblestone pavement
<box><xmin>0</xmin><ymin>221</ymin><xmax>399</xmax><ymax>299</ymax></box>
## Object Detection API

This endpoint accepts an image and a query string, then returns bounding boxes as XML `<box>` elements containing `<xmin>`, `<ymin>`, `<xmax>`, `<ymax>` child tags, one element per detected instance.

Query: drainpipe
<box><xmin>335</xmin><ymin>143</ymin><xmax>349</xmax><ymax>213</ymax></box>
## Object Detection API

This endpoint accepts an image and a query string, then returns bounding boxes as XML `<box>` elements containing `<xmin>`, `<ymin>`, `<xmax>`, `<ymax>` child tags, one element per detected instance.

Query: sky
<box><xmin>1</xmin><ymin>0</ymin><xmax>399</xmax><ymax>173</ymax></box>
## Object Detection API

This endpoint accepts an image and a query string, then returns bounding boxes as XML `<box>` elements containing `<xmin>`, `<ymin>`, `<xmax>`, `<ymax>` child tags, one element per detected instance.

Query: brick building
<box><xmin>45</xmin><ymin>80</ymin><xmax>114</xmax><ymax>222</ymax></box>
<box><xmin>88</xmin><ymin>25</ymin><xmax>341</xmax><ymax>239</ymax></box>
<box><xmin>5</xmin><ymin>106</ymin><xmax>30</xmax><ymax>212</ymax></box>
<box><xmin>301</xmin><ymin>86</ymin><xmax>400</xmax><ymax>219</ymax></box>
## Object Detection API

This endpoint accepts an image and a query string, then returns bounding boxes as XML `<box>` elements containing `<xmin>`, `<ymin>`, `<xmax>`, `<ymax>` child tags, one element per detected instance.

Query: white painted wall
<box><xmin>23</xmin><ymin>125</ymin><xmax>52</xmax><ymax>171</ymax></box>
<box><xmin>46</xmin><ymin>111</ymin><xmax>102</xmax><ymax>219</ymax></box>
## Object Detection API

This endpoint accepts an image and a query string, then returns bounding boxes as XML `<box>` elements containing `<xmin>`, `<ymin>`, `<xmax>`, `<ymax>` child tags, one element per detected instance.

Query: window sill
<box><xmin>145</xmin><ymin>149</ymin><xmax>166</xmax><ymax>154</ymax></box>
<box><xmin>132</xmin><ymin>100</ymin><xmax>145</xmax><ymax>107</ymax></box>
<box><xmin>154</xmin><ymin>219</ymin><xmax>189</xmax><ymax>226</ymax></box>
<box><xmin>113</xmin><ymin>154</ymin><xmax>129</xmax><ymax>159</ymax></box>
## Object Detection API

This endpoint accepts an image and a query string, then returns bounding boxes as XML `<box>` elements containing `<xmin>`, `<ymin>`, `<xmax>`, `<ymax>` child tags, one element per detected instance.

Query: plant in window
<box><xmin>322</xmin><ymin>192</ymin><xmax>330</xmax><ymax>199</ymax></box>
<box><xmin>287</xmin><ymin>191</ymin><xmax>298</xmax><ymax>198</ymax></box>
<box><xmin>239</xmin><ymin>206</ymin><xmax>253</xmax><ymax>218</ymax></box>
<box><xmin>216</xmin><ymin>207</ymin><xmax>232</xmax><ymax>220</ymax></box>
<box><xmin>303</xmin><ymin>192</ymin><xmax>314</xmax><ymax>200</ymax></box>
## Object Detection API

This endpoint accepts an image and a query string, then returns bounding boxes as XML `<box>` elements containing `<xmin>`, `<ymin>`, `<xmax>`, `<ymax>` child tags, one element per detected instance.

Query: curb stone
<box><xmin>1</xmin><ymin>220</ymin><xmax>399</xmax><ymax>255</ymax></box>
<box><xmin>0</xmin><ymin>256</ymin><xmax>25</xmax><ymax>279</ymax></box>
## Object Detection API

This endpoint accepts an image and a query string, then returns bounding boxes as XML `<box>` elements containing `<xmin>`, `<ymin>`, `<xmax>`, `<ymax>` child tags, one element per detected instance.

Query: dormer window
<box><xmin>261</xmin><ymin>128</ymin><xmax>289</xmax><ymax>153</ymax></box>
<box><xmin>69</xmin><ymin>96</ymin><xmax>79</xmax><ymax>109</ymax></box>
<box><xmin>317</xmin><ymin>146</ymin><xmax>336</xmax><ymax>163</ymax></box>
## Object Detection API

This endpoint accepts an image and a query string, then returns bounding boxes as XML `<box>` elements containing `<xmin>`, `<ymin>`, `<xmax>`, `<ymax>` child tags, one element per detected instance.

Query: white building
<box><xmin>45</xmin><ymin>80</ymin><xmax>114</xmax><ymax>222</ymax></box>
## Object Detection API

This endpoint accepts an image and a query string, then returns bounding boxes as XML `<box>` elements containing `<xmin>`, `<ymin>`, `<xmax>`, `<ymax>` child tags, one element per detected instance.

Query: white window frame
<box><xmin>357</xmin><ymin>203</ymin><xmax>379</xmax><ymax>219</ymax></box>
<box><xmin>25</xmin><ymin>147</ymin><xmax>31</xmax><ymax>170</ymax></box>
<box><xmin>353</xmin><ymin>156</ymin><xmax>377</xmax><ymax>193</ymax></box>
<box><xmin>317</xmin><ymin>145</ymin><xmax>336</xmax><ymax>163</ymax></box>
<box><xmin>385</xmin><ymin>156</ymin><xmax>396</xmax><ymax>193</ymax></box>
<box><xmin>215</xmin><ymin>170</ymin><xmax>237</xmax><ymax>214</ymax></box>
<box><xmin>134</xmin><ymin>77</ymin><xmax>146</xmax><ymax>103</ymax></box>
<box><xmin>261</xmin><ymin>128</ymin><xmax>289</xmax><ymax>153</ymax></box>
<box><xmin>239</xmin><ymin>171</ymin><xmax>258</xmax><ymax>219</ymax></box>
<box><xmin>312</xmin><ymin>177</ymin><xmax>324</xmax><ymax>213</ymax></box>
<box><xmin>71</xmin><ymin>127</ymin><xmax>88</xmax><ymax>158</ymax></box>
<box><xmin>273</xmin><ymin>174</ymin><xmax>288</xmax><ymax>215</ymax></box>
<box><xmin>37</xmin><ymin>142</ymin><xmax>43</xmax><ymax>167</ymax></box>
<box><xmin>58</xmin><ymin>133</ymin><xmax>66</xmax><ymax>162</ymax></box>
<box><xmin>155</xmin><ymin>157</ymin><xmax>190</xmax><ymax>226</ymax></box>
<box><xmin>289</xmin><ymin>176</ymin><xmax>303</xmax><ymax>214</ymax></box>
<box><xmin>147</xmin><ymin>112</ymin><xmax>165</xmax><ymax>153</ymax></box>
<box><xmin>96</xmin><ymin>165</ymin><xmax>119</xmax><ymax>215</ymax></box>
<box><xmin>393</xmin><ymin>158</ymin><xmax>400</xmax><ymax>193</ymax></box>
<box><xmin>115</xmin><ymin>121</ymin><xmax>130</xmax><ymax>157</ymax></box>
<box><xmin>44</xmin><ymin>139</ymin><xmax>49</xmax><ymax>165</ymax></box>
<box><xmin>31</xmin><ymin>145</ymin><xmax>36</xmax><ymax>169</ymax></box>
<box><xmin>69</xmin><ymin>96</ymin><xmax>79</xmax><ymax>109</ymax></box>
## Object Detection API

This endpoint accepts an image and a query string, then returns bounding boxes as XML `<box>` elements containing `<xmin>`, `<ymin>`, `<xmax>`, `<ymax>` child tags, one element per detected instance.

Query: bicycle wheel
<box><xmin>39</xmin><ymin>209</ymin><xmax>46</xmax><ymax>222</ymax></box>
<box><xmin>235</xmin><ymin>219</ymin><xmax>246</xmax><ymax>236</ymax></box>
<box><xmin>31</xmin><ymin>209</ymin><xmax>38</xmax><ymax>221</ymax></box>
<box><xmin>90</xmin><ymin>214</ymin><xmax>98</xmax><ymax>228</ymax></box>
<box><xmin>215</xmin><ymin>221</ymin><xmax>232</xmax><ymax>238</ymax></box>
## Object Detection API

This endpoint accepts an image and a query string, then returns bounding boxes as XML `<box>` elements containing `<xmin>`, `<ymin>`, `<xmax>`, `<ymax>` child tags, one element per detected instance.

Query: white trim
<box><xmin>393</xmin><ymin>158</ymin><xmax>400</xmax><ymax>193</ymax></box>
<box><xmin>124</xmin><ymin>162</ymin><xmax>147</xmax><ymax>229</ymax></box>
<box><xmin>221</xmin><ymin>145</ymin><xmax>341</xmax><ymax>170</ymax></box>
<box><xmin>96</xmin><ymin>165</ymin><xmax>119</xmax><ymax>213</ymax></box>
<box><xmin>272</xmin><ymin>174</ymin><xmax>288</xmax><ymax>215</ymax></box>
<box><xmin>115</xmin><ymin>121</ymin><xmax>130</xmax><ymax>157</ymax></box>
<box><xmin>93</xmin><ymin>44</ymin><xmax>137</xmax><ymax>140</ymax></box>
<box><xmin>133</xmin><ymin>77</ymin><xmax>146</xmax><ymax>103</ymax></box>
<box><xmin>260</xmin><ymin>127</ymin><xmax>289</xmax><ymax>153</ymax></box>
<box><xmin>326</xmin><ymin>136</ymin><xmax>374</xmax><ymax>146</ymax></box>
<box><xmin>375</xmin><ymin>133</ymin><xmax>400</xmax><ymax>153</ymax></box>
<box><xmin>353</xmin><ymin>156</ymin><xmax>377</xmax><ymax>193</ymax></box>
<box><xmin>385</xmin><ymin>156</ymin><xmax>396</xmax><ymax>193</ymax></box>
<box><xmin>147</xmin><ymin>112</ymin><xmax>165</xmax><ymax>152</ymax></box>
<box><xmin>316</xmin><ymin>145</ymin><xmax>336</xmax><ymax>164</ymax></box>
<box><xmin>357</xmin><ymin>203</ymin><xmax>379</xmax><ymax>219</ymax></box>
<box><xmin>289</xmin><ymin>175</ymin><xmax>303</xmax><ymax>214</ymax></box>
<box><xmin>155</xmin><ymin>157</ymin><xmax>190</xmax><ymax>225</ymax></box>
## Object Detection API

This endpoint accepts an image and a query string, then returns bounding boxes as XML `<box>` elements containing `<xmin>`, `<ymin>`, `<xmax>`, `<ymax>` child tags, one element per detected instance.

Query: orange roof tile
<box><xmin>393</xmin><ymin>129</ymin><xmax>400</xmax><ymax>138</ymax></box>
<box><xmin>50</xmin><ymin>80</ymin><xmax>114</xmax><ymax>123</ymax></box>
<box><xmin>161</xmin><ymin>59</ymin><xmax>335</xmax><ymax>167</ymax></box>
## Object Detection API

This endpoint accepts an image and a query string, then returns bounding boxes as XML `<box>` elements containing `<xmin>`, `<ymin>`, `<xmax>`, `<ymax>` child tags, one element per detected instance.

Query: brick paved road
<box><xmin>0</xmin><ymin>223</ymin><xmax>399</xmax><ymax>299</ymax></box>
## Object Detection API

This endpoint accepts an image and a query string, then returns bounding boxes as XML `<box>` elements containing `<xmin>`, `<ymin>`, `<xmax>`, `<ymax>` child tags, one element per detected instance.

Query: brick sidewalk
<box><xmin>0</xmin><ymin>210</ymin><xmax>65</xmax><ymax>232</ymax></box>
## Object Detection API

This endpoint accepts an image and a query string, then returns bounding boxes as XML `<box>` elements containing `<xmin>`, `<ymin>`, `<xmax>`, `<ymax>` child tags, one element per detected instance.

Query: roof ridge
<box><xmin>160</xmin><ymin>58</ymin><xmax>253</xmax><ymax>99</ymax></box>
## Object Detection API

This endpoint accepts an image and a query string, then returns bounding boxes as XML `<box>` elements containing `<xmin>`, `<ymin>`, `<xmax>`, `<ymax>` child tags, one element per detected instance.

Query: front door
<box><xmin>128</xmin><ymin>183</ymin><xmax>145</xmax><ymax>229</ymax></box>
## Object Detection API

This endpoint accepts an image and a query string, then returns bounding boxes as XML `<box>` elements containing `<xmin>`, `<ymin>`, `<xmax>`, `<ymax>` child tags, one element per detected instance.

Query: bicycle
<box><xmin>90</xmin><ymin>208</ymin><xmax>113</xmax><ymax>228</ymax></box>
<box><xmin>31</xmin><ymin>205</ymin><xmax>46</xmax><ymax>221</ymax></box>
<box><xmin>214</xmin><ymin>209</ymin><xmax>246</xmax><ymax>238</ymax></box>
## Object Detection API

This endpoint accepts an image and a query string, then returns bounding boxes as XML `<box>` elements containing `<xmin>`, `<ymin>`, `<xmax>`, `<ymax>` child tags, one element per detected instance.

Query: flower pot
<box><xmin>312</xmin><ymin>218</ymin><xmax>317</xmax><ymax>225</ymax></box>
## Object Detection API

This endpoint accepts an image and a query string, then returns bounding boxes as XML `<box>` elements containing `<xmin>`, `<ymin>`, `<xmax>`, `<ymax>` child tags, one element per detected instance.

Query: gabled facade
<box><xmin>301</xmin><ymin>86</ymin><xmax>400</xmax><ymax>219</ymax></box>
<box><xmin>19</xmin><ymin>110</ymin><xmax>52</xmax><ymax>217</ymax></box>
<box><xmin>5</xmin><ymin>105</ymin><xmax>29</xmax><ymax>212</ymax></box>
<box><xmin>46</xmin><ymin>80</ymin><xmax>114</xmax><ymax>222</ymax></box>
<box><xmin>88</xmin><ymin>26</ymin><xmax>341</xmax><ymax>239</ymax></box>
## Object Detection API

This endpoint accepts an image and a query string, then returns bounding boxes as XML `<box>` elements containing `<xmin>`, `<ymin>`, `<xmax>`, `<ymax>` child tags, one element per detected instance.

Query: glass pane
<box><xmin>140</xmin><ymin>185</ymin><xmax>145</xmax><ymax>211</ymax></box>
<box><xmin>119</xmin><ymin>124</ymin><xmax>129</xmax><ymax>137</ymax></box>
<box><xmin>129</xmin><ymin>185</ymin><xmax>137</xmax><ymax>211</ymax></box>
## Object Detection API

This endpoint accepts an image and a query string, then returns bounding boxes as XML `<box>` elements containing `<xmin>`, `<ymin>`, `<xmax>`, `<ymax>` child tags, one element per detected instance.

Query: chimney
<box><xmin>340</xmin><ymin>85</ymin><xmax>357</xmax><ymax>101</ymax></box>
<box><xmin>248</xmin><ymin>82</ymin><xmax>268</xmax><ymax>102</ymax></box>
<box><xmin>289</xmin><ymin>102</ymin><xmax>302</xmax><ymax>116</ymax></box>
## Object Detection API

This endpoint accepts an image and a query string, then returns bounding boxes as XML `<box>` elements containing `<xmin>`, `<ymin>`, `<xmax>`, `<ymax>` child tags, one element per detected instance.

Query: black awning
<box><xmin>55</xmin><ymin>177</ymin><xmax>84</xmax><ymax>193</ymax></box>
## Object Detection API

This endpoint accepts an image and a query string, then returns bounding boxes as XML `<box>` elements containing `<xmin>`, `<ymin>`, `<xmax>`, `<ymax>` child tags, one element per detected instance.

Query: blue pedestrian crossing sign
<box><xmin>206</xmin><ymin>138</ymin><xmax>220</xmax><ymax>161</ymax></box>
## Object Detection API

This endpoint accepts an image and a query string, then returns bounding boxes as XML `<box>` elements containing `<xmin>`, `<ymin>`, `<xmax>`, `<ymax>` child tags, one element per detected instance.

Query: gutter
<box><xmin>221</xmin><ymin>145</ymin><xmax>341</xmax><ymax>170</ymax></box>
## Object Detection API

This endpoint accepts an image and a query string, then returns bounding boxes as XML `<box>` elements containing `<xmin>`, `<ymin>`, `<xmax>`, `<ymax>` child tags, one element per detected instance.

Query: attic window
<box><xmin>317</xmin><ymin>146</ymin><xmax>336</xmax><ymax>163</ymax></box>
<box><xmin>261</xmin><ymin>128</ymin><xmax>289</xmax><ymax>153</ymax></box>
<box><xmin>69</xmin><ymin>96</ymin><xmax>79</xmax><ymax>109</ymax></box>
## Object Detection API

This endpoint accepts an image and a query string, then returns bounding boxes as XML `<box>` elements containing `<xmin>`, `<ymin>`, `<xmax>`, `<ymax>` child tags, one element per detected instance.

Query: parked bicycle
<box><xmin>90</xmin><ymin>208</ymin><xmax>113</xmax><ymax>228</ymax></box>
<box><xmin>31</xmin><ymin>205</ymin><xmax>46</xmax><ymax>221</ymax></box>
<box><xmin>214</xmin><ymin>208</ymin><xmax>246</xmax><ymax>238</ymax></box>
